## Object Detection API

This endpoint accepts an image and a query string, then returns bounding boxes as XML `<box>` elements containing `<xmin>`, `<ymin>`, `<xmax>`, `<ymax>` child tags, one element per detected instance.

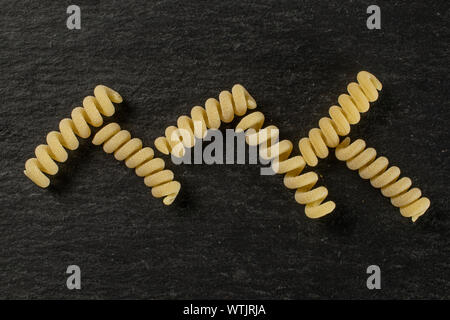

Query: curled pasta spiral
<box><xmin>299</xmin><ymin>71</ymin><xmax>382</xmax><ymax>167</ymax></box>
<box><xmin>24</xmin><ymin>85</ymin><xmax>123</xmax><ymax>188</ymax></box>
<box><xmin>236</xmin><ymin>111</ymin><xmax>336</xmax><ymax>219</ymax></box>
<box><xmin>335</xmin><ymin>138</ymin><xmax>430</xmax><ymax>222</ymax></box>
<box><xmin>154</xmin><ymin>84</ymin><xmax>257</xmax><ymax>157</ymax></box>
<box><xmin>93</xmin><ymin>123</ymin><xmax>181</xmax><ymax>205</ymax></box>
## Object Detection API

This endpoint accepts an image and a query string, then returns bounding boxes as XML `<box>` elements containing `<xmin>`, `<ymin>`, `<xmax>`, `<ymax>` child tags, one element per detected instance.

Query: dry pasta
<box><xmin>24</xmin><ymin>85</ymin><xmax>123</xmax><ymax>188</ymax></box>
<box><xmin>154</xmin><ymin>84</ymin><xmax>257</xmax><ymax>157</ymax></box>
<box><xmin>335</xmin><ymin>137</ymin><xmax>430</xmax><ymax>222</ymax></box>
<box><xmin>236</xmin><ymin>111</ymin><xmax>336</xmax><ymax>219</ymax></box>
<box><xmin>93</xmin><ymin>123</ymin><xmax>181</xmax><ymax>205</ymax></box>
<box><xmin>299</xmin><ymin>71</ymin><xmax>382</xmax><ymax>166</ymax></box>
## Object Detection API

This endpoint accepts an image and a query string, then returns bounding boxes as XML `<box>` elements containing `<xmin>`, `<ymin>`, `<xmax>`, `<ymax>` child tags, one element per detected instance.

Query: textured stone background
<box><xmin>0</xmin><ymin>0</ymin><xmax>449</xmax><ymax>299</ymax></box>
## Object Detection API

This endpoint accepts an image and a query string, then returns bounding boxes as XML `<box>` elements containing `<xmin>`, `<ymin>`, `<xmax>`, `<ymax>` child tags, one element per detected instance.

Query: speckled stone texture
<box><xmin>0</xmin><ymin>0</ymin><xmax>449</xmax><ymax>299</ymax></box>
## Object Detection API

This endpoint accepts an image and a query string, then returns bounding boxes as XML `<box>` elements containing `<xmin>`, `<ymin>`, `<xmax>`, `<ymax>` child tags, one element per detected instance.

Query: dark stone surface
<box><xmin>0</xmin><ymin>0</ymin><xmax>449</xmax><ymax>299</ymax></box>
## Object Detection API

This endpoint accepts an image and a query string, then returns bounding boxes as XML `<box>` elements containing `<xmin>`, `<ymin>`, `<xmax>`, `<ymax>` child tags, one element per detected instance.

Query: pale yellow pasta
<box><xmin>236</xmin><ymin>111</ymin><xmax>336</xmax><ymax>219</ymax></box>
<box><xmin>93</xmin><ymin>123</ymin><xmax>181</xmax><ymax>205</ymax></box>
<box><xmin>335</xmin><ymin>137</ymin><xmax>430</xmax><ymax>222</ymax></box>
<box><xmin>154</xmin><ymin>84</ymin><xmax>257</xmax><ymax>157</ymax></box>
<box><xmin>299</xmin><ymin>71</ymin><xmax>382</xmax><ymax>166</ymax></box>
<box><xmin>24</xmin><ymin>85</ymin><xmax>123</xmax><ymax>188</ymax></box>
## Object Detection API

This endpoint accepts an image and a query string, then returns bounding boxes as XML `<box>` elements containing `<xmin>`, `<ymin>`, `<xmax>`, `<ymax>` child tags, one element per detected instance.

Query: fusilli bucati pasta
<box><xmin>299</xmin><ymin>71</ymin><xmax>382</xmax><ymax>166</ymax></box>
<box><xmin>24</xmin><ymin>85</ymin><xmax>122</xmax><ymax>188</ymax></box>
<box><xmin>154</xmin><ymin>84</ymin><xmax>257</xmax><ymax>157</ymax></box>
<box><xmin>236</xmin><ymin>111</ymin><xmax>336</xmax><ymax>219</ymax></box>
<box><xmin>335</xmin><ymin>137</ymin><xmax>430</xmax><ymax>222</ymax></box>
<box><xmin>93</xmin><ymin>123</ymin><xmax>181</xmax><ymax>205</ymax></box>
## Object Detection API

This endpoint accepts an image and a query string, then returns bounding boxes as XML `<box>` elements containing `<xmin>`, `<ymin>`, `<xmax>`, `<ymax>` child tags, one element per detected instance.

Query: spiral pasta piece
<box><xmin>236</xmin><ymin>111</ymin><xmax>336</xmax><ymax>219</ymax></box>
<box><xmin>335</xmin><ymin>137</ymin><xmax>430</xmax><ymax>222</ymax></box>
<box><xmin>299</xmin><ymin>71</ymin><xmax>382</xmax><ymax>167</ymax></box>
<box><xmin>154</xmin><ymin>84</ymin><xmax>257</xmax><ymax>157</ymax></box>
<box><xmin>93</xmin><ymin>123</ymin><xmax>181</xmax><ymax>205</ymax></box>
<box><xmin>24</xmin><ymin>85</ymin><xmax>123</xmax><ymax>188</ymax></box>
